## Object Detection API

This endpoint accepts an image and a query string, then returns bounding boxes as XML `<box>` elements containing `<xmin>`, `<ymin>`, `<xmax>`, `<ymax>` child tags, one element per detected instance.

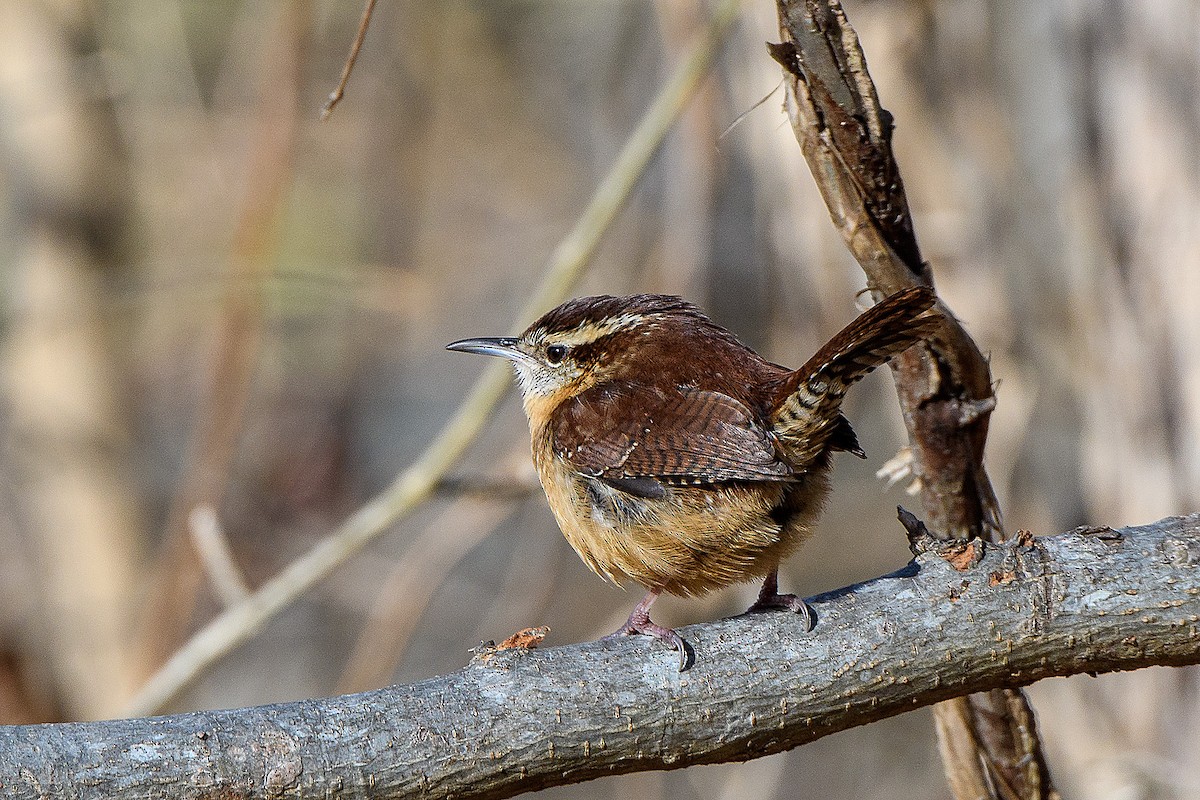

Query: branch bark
<box><xmin>3</xmin><ymin>514</ymin><xmax>1198</xmax><ymax>800</ymax></box>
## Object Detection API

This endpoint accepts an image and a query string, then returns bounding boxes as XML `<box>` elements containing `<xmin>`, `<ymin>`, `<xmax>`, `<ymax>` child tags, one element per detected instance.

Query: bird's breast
<box><xmin>530</xmin><ymin>426</ymin><xmax>824</xmax><ymax>596</ymax></box>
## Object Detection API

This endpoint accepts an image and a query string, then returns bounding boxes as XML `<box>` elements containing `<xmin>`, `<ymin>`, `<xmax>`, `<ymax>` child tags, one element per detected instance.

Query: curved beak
<box><xmin>445</xmin><ymin>336</ymin><xmax>526</xmax><ymax>362</ymax></box>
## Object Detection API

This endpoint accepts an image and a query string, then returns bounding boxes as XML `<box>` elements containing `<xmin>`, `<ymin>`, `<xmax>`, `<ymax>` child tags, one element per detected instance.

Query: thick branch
<box><xmin>3</xmin><ymin>514</ymin><xmax>1198</xmax><ymax>799</ymax></box>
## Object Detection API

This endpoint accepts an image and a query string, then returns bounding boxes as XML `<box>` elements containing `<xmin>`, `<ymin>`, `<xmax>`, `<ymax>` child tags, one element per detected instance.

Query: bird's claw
<box><xmin>747</xmin><ymin>591</ymin><xmax>815</xmax><ymax>632</ymax></box>
<box><xmin>603</xmin><ymin>617</ymin><xmax>692</xmax><ymax>671</ymax></box>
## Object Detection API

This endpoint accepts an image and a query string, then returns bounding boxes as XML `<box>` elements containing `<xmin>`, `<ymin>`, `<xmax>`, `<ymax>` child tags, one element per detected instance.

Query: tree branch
<box><xmin>771</xmin><ymin>0</ymin><xmax>1001</xmax><ymax>541</ymax></box>
<box><xmin>5</xmin><ymin>514</ymin><xmax>1198</xmax><ymax>799</ymax></box>
<box><xmin>771</xmin><ymin>1</ymin><xmax>1044</xmax><ymax>794</ymax></box>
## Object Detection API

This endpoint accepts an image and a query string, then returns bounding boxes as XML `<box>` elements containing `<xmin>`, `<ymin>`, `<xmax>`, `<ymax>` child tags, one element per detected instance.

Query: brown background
<box><xmin>0</xmin><ymin>1</ymin><xmax>1196</xmax><ymax>798</ymax></box>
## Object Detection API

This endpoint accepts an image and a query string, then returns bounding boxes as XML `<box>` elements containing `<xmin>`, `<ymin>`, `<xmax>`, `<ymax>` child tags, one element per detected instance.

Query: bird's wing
<box><xmin>551</xmin><ymin>382</ymin><xmax>792</xmax><ymax>490</ymax></box>
<box><xmin>769</xmin><ymin>286</ymin><xmax>937</xmax><ymax>470</ymax></box>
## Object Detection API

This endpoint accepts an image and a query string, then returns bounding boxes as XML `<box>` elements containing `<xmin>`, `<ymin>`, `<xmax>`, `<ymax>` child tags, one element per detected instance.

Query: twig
<box><xmin>321</xmin><ymin>0</ymin><xmax>378</xmax><ymax>121</ymax></box>
<box><xmin>335</xmin><ymin>497</ymin><xmax>513</xmax><ymax>693</ymax></box>
<box><xmin>124</xmin><ymin>0</ymin><xmax>743</xmax><ymax>718</ymax></box>
<box><xmin>187</xmin><ymin>505</ymin><xmax>250</xmax><ymax>607</ymax></box>
<box><xmin>11</xmin><ymin>515</ymin><xmax>1200</xmax><ymax>800</ymax></box>
<box><xmin>469</xmin><ymin>510</ymin><xmax>565</xmax><ymax>645</ymax></box>
<box><xmin>434</xmin><ymin>475</ymin><xmax>541</xmax><ymax>499</ymax></box>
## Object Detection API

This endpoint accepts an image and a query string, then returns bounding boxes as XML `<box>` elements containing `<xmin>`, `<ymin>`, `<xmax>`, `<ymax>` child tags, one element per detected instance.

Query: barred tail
<box><xmin>770</xmin><ymin>287</ymin><xmax>938</xmax><ymax>468</ymax></box>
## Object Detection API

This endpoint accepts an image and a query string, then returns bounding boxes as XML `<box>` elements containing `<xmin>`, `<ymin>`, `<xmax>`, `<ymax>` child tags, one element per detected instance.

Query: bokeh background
<box><xmin>1</xmin><ymin>1</ymin><xmax>1198</xmax><ymax>798</ymax></box>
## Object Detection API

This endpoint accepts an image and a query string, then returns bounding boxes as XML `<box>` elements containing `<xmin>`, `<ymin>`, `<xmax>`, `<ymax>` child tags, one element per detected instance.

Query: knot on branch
<box><xmin>898</xmin><ymin>506</ymin><xmax>985</xmax><ymax>571</ymax></box>
<box><xmin>1161</xmin><ymin>535</ymin><xmax>1200</xmax><ymax>567</ymax></box>
<box><xmin>1071</xmin><ymin>524</ymin><xmax>1124</xmax><ymax>545</ymax></box>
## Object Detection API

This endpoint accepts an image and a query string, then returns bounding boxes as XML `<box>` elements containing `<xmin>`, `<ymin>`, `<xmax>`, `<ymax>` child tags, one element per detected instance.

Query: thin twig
<box><xmin>187</xmin><ymin>505</ymin><xmax>251</xmax><ymax>607</ymax></box>
<box><xmin>434</xmin><ymin>475</ymin><xmax>541</xmax><ymax>499</ymax></box>
<box><xmin>124</xmin><ymin>0</ymin><xmax>743</xmax><ymax>718</ymax></box>
<box><xmin>469</xmin><ymin>510</ymin><xmax>565</xmax><ymax>646</ymax></box>
<box><xmin>335</xmin><ymin>498</ymin><xmax>512</xmax><ymax>693</ymax></box>
<box><xmin>717</xmin><ymin>82</ymin><xmax>781</xmax><ymax>143</ymax></box>
<box><xmin>321</xmin><ymin>0</ymin><xmax>378</xmax><ymax>121</ymax></box>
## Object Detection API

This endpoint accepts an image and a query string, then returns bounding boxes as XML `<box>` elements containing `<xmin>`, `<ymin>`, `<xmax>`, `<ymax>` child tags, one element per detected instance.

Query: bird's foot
<box><xmin>602</xmin><ymin>590</ymin><xmax>693</xmax><ymax>671</ymax></box>
<box><xmin>747</xmin><ymin>571</ymin><xmax>815</xmax><ymax>631</ymax></box>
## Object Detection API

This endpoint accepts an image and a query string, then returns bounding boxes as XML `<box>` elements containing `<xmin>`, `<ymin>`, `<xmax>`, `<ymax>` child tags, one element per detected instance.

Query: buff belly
<box><xmin>534</xmin><ymin>443</ymin><xmax>827</xmax><ymax>597</ymax></box>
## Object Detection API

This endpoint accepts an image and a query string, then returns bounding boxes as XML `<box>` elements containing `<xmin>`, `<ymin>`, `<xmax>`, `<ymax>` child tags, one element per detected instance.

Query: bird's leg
<box><xmin>602</xmin><ymin>588</ymin><xmax>691</xmax><ymax>671</ymax></box>
<box><xmin>747</xmin><ymin>569</ymin><xmax>815</xmax><ymax>631</ymax></box>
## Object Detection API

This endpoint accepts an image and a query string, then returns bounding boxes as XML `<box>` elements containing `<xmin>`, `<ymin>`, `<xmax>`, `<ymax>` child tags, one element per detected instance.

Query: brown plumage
<box><xmin>447</xmin><ymin>287</ymin><xmax>937</xmax><ymax>668</ymax></box>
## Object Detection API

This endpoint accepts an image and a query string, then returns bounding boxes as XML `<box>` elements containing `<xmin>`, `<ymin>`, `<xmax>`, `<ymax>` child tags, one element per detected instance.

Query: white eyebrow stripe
<box><xmin>552</xmin><ymin>313</ymin><xmax>648</xmax><ymax>346</ymax></box>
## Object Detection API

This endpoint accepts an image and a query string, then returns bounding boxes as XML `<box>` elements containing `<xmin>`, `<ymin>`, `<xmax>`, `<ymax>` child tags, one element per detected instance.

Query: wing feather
<box><xmin>552</xmin><ymin>382</ymin><xmax>792</xmax><ymax>485</ymax></box>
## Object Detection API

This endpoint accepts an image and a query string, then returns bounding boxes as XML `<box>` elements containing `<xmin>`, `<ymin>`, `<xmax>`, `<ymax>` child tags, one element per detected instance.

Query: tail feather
<box><xmin>771</xmin><ymin>287</ymin><xmax>937</xmax><ymax>469</ymax></box>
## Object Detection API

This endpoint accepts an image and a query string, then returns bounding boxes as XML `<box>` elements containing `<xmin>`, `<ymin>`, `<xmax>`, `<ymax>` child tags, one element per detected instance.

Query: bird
<box><xmin>447</xmin><ymin>286</ymin><xmax>938</xmax><ymax>669</ymax></box>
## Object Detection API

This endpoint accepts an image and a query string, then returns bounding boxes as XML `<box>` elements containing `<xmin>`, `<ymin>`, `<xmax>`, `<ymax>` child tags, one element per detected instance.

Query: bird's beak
<box><xmin>445</xmin><ymin>336</ymin><xmax>528</xmax><ymax>363</ymax></box>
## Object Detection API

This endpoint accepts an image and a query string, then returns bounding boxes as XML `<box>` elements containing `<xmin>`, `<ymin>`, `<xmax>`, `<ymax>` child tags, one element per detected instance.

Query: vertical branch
<box><xmin>770</xmin><ymin>1</ymin><xmax>1056</xmax><ymax>797</ymax></box>
<box><xmin>769</xmin><ymin>0</ymin><xmax>999</xmax><ymax>542</ymax></box>
<box><xmin>133</xmin><ymin>3</ymin><xmax>309</xmax><ymax>678</ymax></box>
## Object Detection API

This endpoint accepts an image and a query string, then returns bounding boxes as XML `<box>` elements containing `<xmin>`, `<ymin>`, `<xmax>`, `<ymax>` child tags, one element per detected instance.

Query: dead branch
<box><xmin>771</xmin><ymin>1</ymin><xmax>1051</xmax><ymax>794</ymax></box>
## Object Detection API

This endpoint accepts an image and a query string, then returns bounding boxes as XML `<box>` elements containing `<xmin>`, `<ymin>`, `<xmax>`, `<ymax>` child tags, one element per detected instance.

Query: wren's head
<box><xmin>446</xmin><ymin>294</ymin><xmax>719</xmax><ymax>415</ymax></box>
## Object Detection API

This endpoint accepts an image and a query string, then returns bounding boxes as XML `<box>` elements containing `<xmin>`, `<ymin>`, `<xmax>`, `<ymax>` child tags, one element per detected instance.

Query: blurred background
<box><xmin>0</xmin><ymin>0</ymin><xmax>1198</xmax><ymax>797</ymax></box>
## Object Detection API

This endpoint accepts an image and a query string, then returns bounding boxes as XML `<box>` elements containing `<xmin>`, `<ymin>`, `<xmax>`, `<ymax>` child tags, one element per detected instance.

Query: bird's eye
<box><xmin>546</xmin><ymin>344</ymin><xmax>568</xmax><ymax>365</ymax></box>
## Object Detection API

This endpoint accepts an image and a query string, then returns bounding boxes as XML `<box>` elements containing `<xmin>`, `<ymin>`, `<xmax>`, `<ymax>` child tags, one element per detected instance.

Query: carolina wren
<box><xmin>448</xmin><ymin>287</ymin><xmax>937</xmax><ymax>668</ymax></box>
